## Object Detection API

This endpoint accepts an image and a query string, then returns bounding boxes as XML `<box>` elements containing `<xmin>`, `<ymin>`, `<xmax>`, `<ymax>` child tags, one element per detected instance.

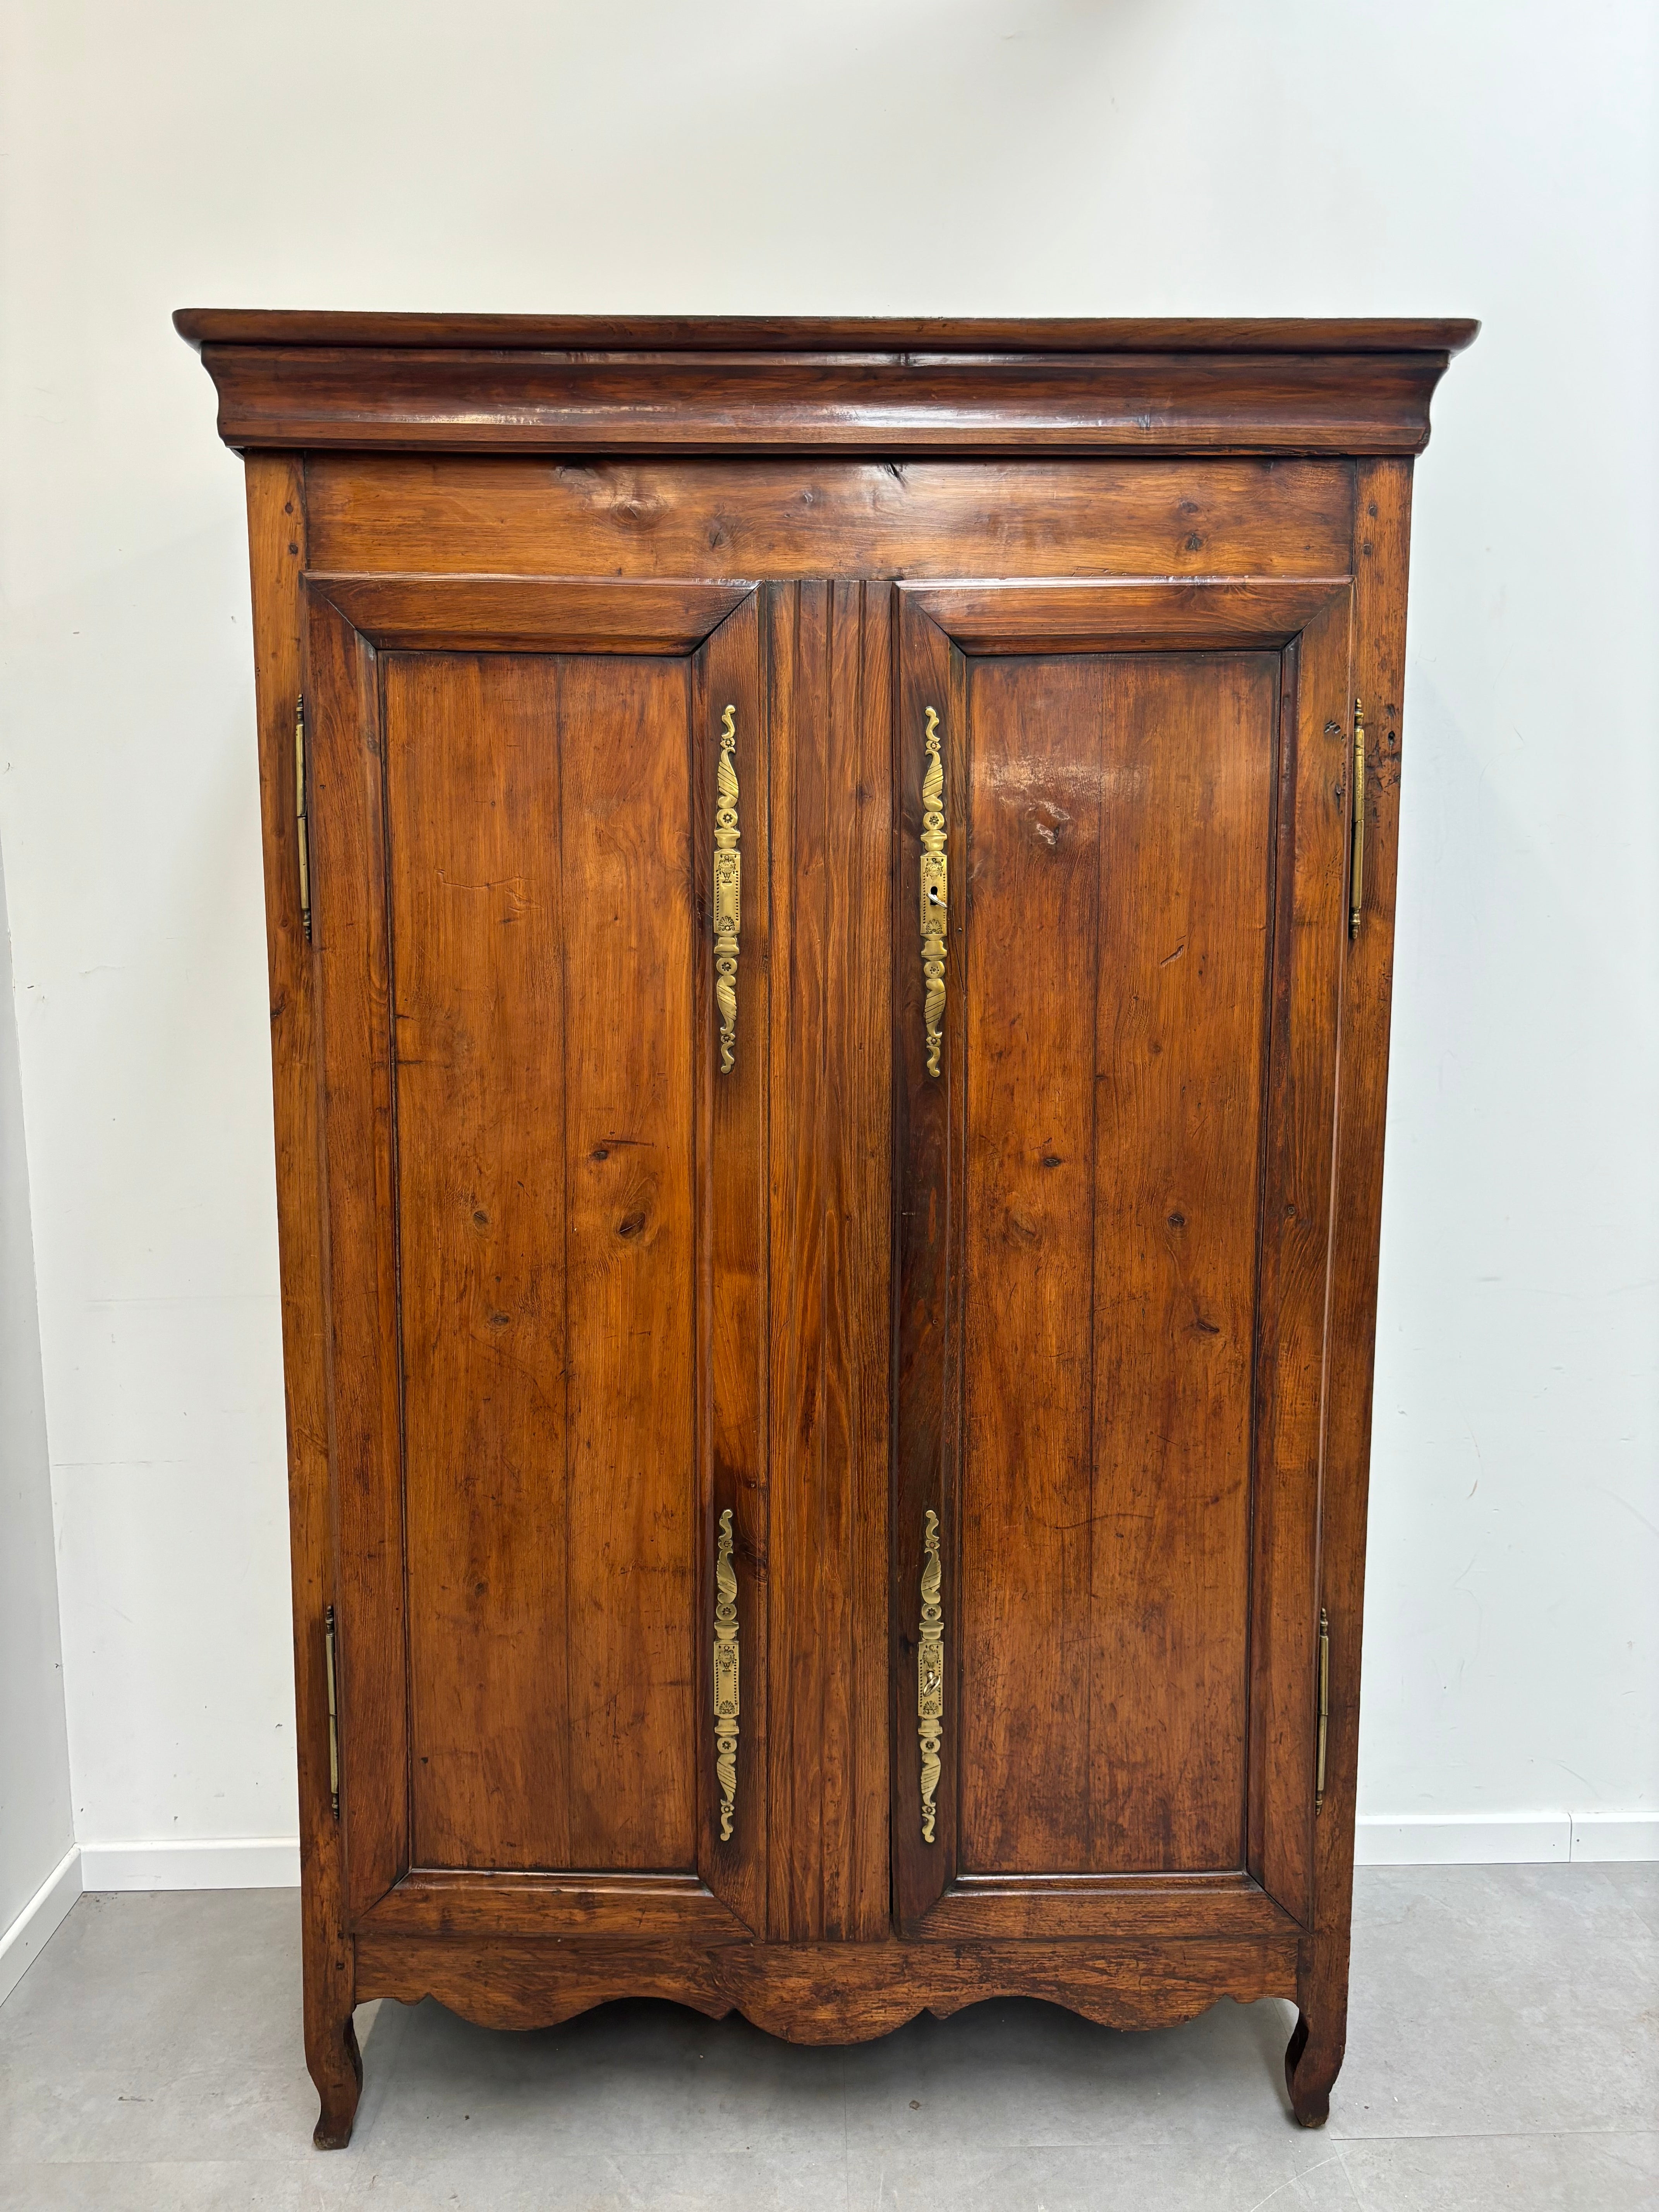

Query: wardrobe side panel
<box><xmin>242</xmin><ymin>456</ymin><xmax>359</xmax><ymax>2126</ymax></box>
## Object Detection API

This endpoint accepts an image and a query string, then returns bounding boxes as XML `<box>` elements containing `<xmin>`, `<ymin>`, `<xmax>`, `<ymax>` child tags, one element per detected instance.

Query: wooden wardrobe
<box><xmin>177</xmin><ymin>313</ymin><xmax>1474</xmax><ymax>2144</ymax></box>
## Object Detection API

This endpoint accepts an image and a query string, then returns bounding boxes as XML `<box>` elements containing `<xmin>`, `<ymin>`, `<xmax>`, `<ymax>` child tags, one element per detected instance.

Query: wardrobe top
<box><xmin>173</xmin><ymin>312</ymin><xmax>1477</xmax><ymax>457</ymax></box>
<box><xmin>174</xmin><ymin>312</ymin><xmax>1477</xmax><ymax>355</ymax></box>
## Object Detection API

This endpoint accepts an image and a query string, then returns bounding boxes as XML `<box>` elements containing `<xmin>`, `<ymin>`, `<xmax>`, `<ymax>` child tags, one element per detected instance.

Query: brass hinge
<box><xmin>1315</xmin><ymin>1606</ymin><xmax>1331</xmax><ymax>1814</ymax></box>
<box><xmin>294</xmin><ymin>694</ymin><xmax>313</xmax><ymax>943</ymax></box>
<box><xmin>1348</xmin><ymin>698</ymin><xmax>1365</xmax><ymax>940</ymax></box>
<box><xmin>323</xmin><ymin>1604</ymin><xmax>340</xmax><ymax>1822</ymax></box>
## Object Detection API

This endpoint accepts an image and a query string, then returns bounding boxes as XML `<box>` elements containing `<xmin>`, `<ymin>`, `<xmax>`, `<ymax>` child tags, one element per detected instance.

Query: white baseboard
<box><xmin>0</xmin><ymin>1844</ymin><xmax>83</xmax><ymax>2006</ymax></box>
<box><xmin>1357</xmin><ymin>1811</ymin><xmax>1658</xmax><ymax>1866</ymax></box>
<box><xmin>79</xmin><ymin>1837</ymin><xmax>301</xmax><ymax>1891</ymax></box>
<box><xmin>53</xmin><ymin>1817</ymin><xmax>1657</xmax><ymax>1898</ymax></box>
<box><xmin>1570</xmin><ymin>1811</ymin><xmax>1659</xmax><ymax>1862</ymax></box>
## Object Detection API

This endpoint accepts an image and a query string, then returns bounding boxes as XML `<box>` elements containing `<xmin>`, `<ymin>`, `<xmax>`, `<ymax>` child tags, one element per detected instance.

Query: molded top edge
<box><xmin>173</xmin><ymin>310</ymin><xmax>1479</xmax><ymax>357</ymax></box>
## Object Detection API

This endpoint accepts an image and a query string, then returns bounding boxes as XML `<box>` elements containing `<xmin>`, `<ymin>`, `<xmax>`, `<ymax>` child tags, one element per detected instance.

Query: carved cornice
<box><xmin>174</xmin><ymin>314</ymin><xmax>1477</xmax><ymax>458</ymax></box>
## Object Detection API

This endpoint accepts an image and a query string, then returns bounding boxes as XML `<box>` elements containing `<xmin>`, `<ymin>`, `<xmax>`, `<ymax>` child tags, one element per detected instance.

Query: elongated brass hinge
<box><xmin>294</xmin><ymin>694</ymin><xmax>313</xmax><ymax>943</ymax></box>
<box><xmin>917</xmin><ymin>1509</ymin><xmax>944</xmax><ymax>1842</ymax></box>
<box><xmin>1315</xmin><ymin>1607</ymin><xmax>1331</xmax><ymax>1814</ymax></box>
<box><xmin>1348</xmin><ymin>698</ymin><xmax>1365</xmax><ymax>941</ymax></box>
<box><xmin>919</xmin><ymin>708</ymin><xmax>947</xmax><ymax>1077</ymax></box>
<box><xmin>713</xmin><ymin>706</ymin><xmax>740</xmax><ymax>1072</ymax></box>
<box><xmin>713</xmin><ymin>1510</ymin><xmax>740</xmax><ymax>1839</ymax></box>
<box><xmin>323</xmin><ymin>1604</ymin><xmax>340</xmax><ymax>1821</ymax></box>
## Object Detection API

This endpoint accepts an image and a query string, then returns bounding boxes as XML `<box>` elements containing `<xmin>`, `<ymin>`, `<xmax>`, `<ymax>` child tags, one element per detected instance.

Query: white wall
<box><xmin>0</xmin><ymin>0</ymin><xmax>1652</xmax><ymax>1875</ymax></box>
<box><xmin>0</xmin><ymin>842</ymin><xmax>77</xmax><ymax>1988</ymax></box>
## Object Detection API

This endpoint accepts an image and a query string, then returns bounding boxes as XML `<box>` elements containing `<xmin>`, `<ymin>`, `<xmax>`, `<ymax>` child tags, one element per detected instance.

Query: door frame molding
<box><xmin>891</xmin><ymin>574</ymin><xmax>1356</xmax><ymax>1942</ymax></box>
<box><xmin>301</xmin><ymin>572</ymin><xmax>769</xmax><ymax>1939</ymax></box>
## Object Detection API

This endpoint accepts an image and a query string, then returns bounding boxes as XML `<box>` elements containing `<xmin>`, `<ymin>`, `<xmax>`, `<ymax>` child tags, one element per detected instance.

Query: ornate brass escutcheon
<box><xmin>713</xmin><ymin>1508</ymin><xmax>740</xmax><ymax>1839</ymax></box>
<box><xmin>919</xmin><ymin>707</ymin><xmax>947</xmax><ymax>1077</ymax></box>
<box><xmin>917</xmin><ymin>1508</ymin><xmax>944</xmax><ymax>1842</ymax></box>
<box><xmin>713</xmin><ymin>705</ymin><xmax>741</xmax><ymax>1071</ymax></box>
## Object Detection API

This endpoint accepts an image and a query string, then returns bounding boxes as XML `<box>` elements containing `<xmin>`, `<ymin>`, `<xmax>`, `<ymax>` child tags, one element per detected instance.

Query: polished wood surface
<box><xmin>180</xmin><ymin>315</ymin><xmax>1473</xmax><ymax>457</ymax></box>
<box><xmin>242</xmin><ymin>457</ymin><xmax>361</xmax><ymax>2149</ymax></box>
<box><xmin>176</xmin><ymin>310</ymin><xmax>1479</xmax><ymax>352</ymax></box>
<box><xmin>194</xmin><ymin>312</ymin><xmax>1469</xmax><ymax>2146</ymax></box>
<box><xmin>954</xmin><ymin>649</ymin><xmax>1276</xmax><ymax>1879</ymax></box>
<box><xmin>765</xmin><ymin>580</ymin><xmax>893</xmax><ymax>1944</ymax></box>
<box><xmin>386</xmin><ymin>651</ymin><xmax>700</xmax><ymax>1874</ymax></box>
<box><xmin>304</xmin><ymin>457</ymin><xmax>1359</xmax><ymax>582</ymax></box>
<box><xmin>353</xmin><ymin>1930</ymin><xmax>1300</xmax><ymax>2042</ymax></box>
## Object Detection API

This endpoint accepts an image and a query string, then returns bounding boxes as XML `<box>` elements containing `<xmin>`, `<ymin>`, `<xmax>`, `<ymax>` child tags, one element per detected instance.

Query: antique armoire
<box><xmin>177</xmin><ymin>312</ymin><xmax>1474</xmax><ymax>2143</ymax></box>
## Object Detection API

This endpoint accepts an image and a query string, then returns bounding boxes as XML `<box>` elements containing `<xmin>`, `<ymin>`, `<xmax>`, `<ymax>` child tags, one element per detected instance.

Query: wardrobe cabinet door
<box><xmin>893</xmin><ymin>579</ymin><xmax>1355</xmax><ymax>1943</ymax></box>
<box><xmin>304</xmin><ymin>575</ymin><xmax>767</xmax><ymax>1939</ymax></box>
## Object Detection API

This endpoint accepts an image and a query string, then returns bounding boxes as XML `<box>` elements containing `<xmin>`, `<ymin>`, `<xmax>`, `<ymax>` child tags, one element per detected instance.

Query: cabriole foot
<box><xmin>309</xmin><ymin>2010</ymin><xmax>362</xmax><ymax>2149</ymax></box>
<box><xmin>1284</xmin><ymin>2007</ymin><xmax>1340</xmax><ymax>2128</ymax></box>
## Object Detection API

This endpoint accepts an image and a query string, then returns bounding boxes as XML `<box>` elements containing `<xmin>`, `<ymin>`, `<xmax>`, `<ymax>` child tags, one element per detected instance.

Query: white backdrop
<box><xmin>0</xmin><ymin>0</ymin><xmax>1653</xmax><ymax>1891</ymax></box>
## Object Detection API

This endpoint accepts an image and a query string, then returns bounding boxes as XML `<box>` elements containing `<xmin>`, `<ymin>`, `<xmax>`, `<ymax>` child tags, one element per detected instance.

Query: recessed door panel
<box><xmin>307</xmin><ymin>575</ymin><xmax>766</xmax><ymax>1936</ymax></box>
<box><xmin>387</xmin><ymin>651</ymin><xmax>697</xmax><ymax>1874</ymax></box>
<box><xmin>893</xmin><ymin>578</ymin><xmax>1353</xmax><ymax>1940</ymax></box>
<box><xmin>957</xmin><ymin>652</ymin><xmax>1274</xmax><ymax>1876</ymax></box>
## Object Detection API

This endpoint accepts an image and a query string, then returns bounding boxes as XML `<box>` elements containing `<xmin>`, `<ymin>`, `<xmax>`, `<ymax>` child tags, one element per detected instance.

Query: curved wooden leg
<box><xmin>1285</xmin><ymin>1929</ymin><xmax>1350</xmax><ymax>2128</ymax></box>
<box><xmin>1284</xmin><ymin>2006</ymin><xmax>1341</xmax><ymax>2128</ymax></box>
<box><xmin>309</xmin><ymin>2006</ymin><xmax>362</xmax><ymax>2149</ymax></box>
<box><xmin>301</xmin><ymin>1844</ymin><xmax>361</xmax><ymax>2149</ymax></box>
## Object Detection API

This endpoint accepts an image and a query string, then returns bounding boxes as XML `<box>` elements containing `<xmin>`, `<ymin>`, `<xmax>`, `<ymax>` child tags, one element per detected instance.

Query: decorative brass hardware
<box><xmin>323</xmin><ymin>1604</ymin><xmax>340</xmax><ymax>1822</ymax></box>
<box><xmin>919</xmin><ymin>707</ymin><xmax>947</xmax><ymax>1078</ymax></box>
<box><xmin>1348</xmin><ymin>698</ymin><xmax>1365</xmax><ymax>941</ymax></box>
<box><xmin>917</xmin><ymin>1508</ymin><xmax>944</xmax><ymax>1842</ymax></box>
<box><xmin>713</xmin><ymin>705</ymin><xmax>741</xmax><ymax>1073</ymax></box>
<box><xmin>294</xmin><ymin>695</ymin><xmax>313</xmax><ymax>943</ymax></box>
<box><xmin>1315</xmin><ymin>1607</ymin><xmax>1330</xmax><ymax>1813</ymax></box>
<box><xmin>713</xmin><ymin>1508</ymin><xmax>740</xmax><ymax>1840</ymax></box>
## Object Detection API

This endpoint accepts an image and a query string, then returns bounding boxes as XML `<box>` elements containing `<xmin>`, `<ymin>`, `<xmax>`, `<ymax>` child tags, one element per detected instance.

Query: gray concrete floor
<box><xmin>0</xmin><ymin>1867</ymin><xmax>1654</xmax><ymax>2210</ymax></box>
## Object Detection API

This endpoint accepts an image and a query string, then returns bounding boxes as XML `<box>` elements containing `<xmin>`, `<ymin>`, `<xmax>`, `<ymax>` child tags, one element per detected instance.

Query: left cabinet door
<box><xmin>303</xmin><ymin>574</ymin><xmax>768</xmax><ymax>1941</ymax></box>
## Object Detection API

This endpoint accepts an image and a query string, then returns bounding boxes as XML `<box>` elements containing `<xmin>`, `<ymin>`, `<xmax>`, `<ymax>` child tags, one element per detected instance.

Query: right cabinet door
<box><xmin>893</xmin><ymin>577</ymin><xmax>1356</xmax><ymax>1944</ymax></box>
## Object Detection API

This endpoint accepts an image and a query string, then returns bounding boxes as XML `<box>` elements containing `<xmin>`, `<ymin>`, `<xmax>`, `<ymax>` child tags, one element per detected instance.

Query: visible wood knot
<box><xmin>618</xmin><ymin>1211</ymin><xmax>646</xmax><ymax>1239</ymax></box>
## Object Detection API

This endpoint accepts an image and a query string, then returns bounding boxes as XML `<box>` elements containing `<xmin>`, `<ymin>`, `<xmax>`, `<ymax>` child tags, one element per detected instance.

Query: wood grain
<box><xmin>957</xmin><ymin>651</ymin><xmax>1106</xmax><ymax>1873</ymax></box>
<box><xmin>356</xmin><ymin>1872</ymin><xmax>747</xmax><ymax>1940</ymax></box>
<box><xmin>310</xmin><ymin>574</ymin><xmax>749</xmax><ymax>654</ymax></box>
<box><xmin>181</xmin><ymin>320</ymin><xmax>1472</xmax><ymax>457</ymax></box>
<box><xmin>177</xmin><ymin>310</ymin><xmax>1479</xmax><ymax>354</ymax></box>
<box><xmin>204</xmin><ymin>317</ymin><xmax>1467</xmax><ymax>2134</ymax></box>
<box><xmin>902</xmin><ymin>577</ymin><xmax>1346</xmax><ymax>653</ymax></box>
<box><xmin>766</xmin><ymin>581</ymin><xmax>892</xmax><ymax>1943</ymax></box>
<box><xmin>244</xmin><ymin>458</ymin><xmax>361</xmax><ymax>2149</ymax></box>
<box><xmin>918</xmin><ymin>1871</ymin><xmax>1301</xmax><ymax>1941</ymax></box>
<box><xmin>386</xmin><ymin>654</ymin><xmax>572</xmax><ymax>1871</ymax></box>
<box><xmin>1087</xmin><ymin>656</ymin><xmax>1274</xmax><ymax>1872</ymax></box>
<box><xmin>949</xmin><ymin>651</ymin><xmax>1276</xmax><ymax>1879</ymax></box>
<box><xmin>1287</xmin><ymin>460</ymin><xmax>1415</xmax><ymax>2127</ymax></box>
<box><xmin>306</xmin><ymin>589</ymin><xmax>409</xmax><ymax>1922</ymax></box>
<box><xmin>558</xmin><ymin>655</ymin><xmax>699</xmax><ymax>1868</ymax></box>
<box><xmin>352</xmin><ymin>1929</ymin><xmax>1300</xmax><ymax>2042</ymax></box>
<box><xmin>1246</xmin><ymin>590</ymin><xmax>1355</xmax><ymax>1932</ymax></box>
<box><xmin>693</xmin><ymin>594</ymin><xmax>769</xmax><ymax>1934</ymax></box>
<box><xmin>305</xmin><ymin>458</ymin><xmax>1358</xmax><ymax>584</ymax></box>
<box><xmin>891</xmin><ymin>596</ymin><xmax>962</xmax><ymax>1929</ymax></box>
